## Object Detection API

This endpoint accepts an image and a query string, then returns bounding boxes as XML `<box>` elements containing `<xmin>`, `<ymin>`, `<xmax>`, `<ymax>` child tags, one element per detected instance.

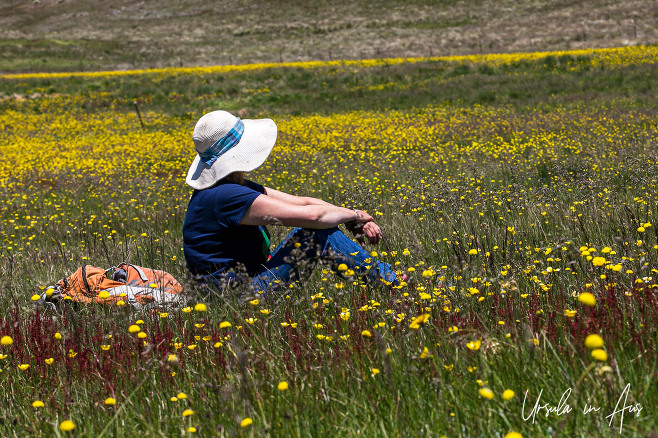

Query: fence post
<box><xmin>133</xmin><ymin>101</ymin><xmax>145</xmax><ymax>129</ymax></box>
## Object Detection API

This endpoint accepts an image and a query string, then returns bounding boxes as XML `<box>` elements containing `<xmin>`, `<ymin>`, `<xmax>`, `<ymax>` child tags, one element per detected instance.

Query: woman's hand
<box><xmin>362</xmin><ymin>221</ymin><xmax>383</xmax><ymax>245</ymax></box>
<box><xmin>353</xmin><ymin>209</ymin><xmax>374</xmax><ymax>224</ymax></box>
<box><xmin>347</xmin><ymin>220</ymin><xmax>383</xmax><ymax>247</ymax></box>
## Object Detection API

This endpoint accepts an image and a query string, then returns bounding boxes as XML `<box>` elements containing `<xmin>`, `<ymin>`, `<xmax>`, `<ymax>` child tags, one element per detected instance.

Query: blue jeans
<box><xmin>199</xmin><ymin>227</ymin><xmax>397</xmax><ymax>297</ymax></box>
<box><xmin>251</xmin><ymin>227</ymin><xmax>397</xmax><ymax>294</ymax></box>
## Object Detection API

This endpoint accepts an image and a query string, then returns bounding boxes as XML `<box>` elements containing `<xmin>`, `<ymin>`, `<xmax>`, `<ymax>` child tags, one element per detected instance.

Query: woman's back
<box><xmin>182</xmin><ymin>179</ymin><xmax>269</xmax><ymax>276</ymax></box>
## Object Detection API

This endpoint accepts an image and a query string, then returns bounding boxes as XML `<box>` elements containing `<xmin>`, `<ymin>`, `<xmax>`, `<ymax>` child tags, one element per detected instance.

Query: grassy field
<box><xmin>1</xmin><ymin>0</ymin><xmax>657</xmax><ymax>73</ymax></box>
<box><xmin>0</xmin><ymin>46</ymin><xmax>657</xmax><ymax>436</ymax></box>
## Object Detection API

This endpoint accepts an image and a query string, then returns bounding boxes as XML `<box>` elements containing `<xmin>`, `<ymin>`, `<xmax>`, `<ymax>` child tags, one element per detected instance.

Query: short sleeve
<box><xmin>244</xmin><ymin>179</ymin><xmax>265</xmax><ymax>194</ymax></box>
<box><xmin>213</xmin><ymin>183</ymin><xmax>262</xmax><ymax>228</ymax></box>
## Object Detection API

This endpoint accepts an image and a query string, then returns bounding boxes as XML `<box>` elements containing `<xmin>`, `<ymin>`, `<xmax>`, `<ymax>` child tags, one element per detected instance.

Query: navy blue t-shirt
<box><xmin>183</xmin><ymin>179</ymin><xmax>270</xmax><ymax>276</ymax></box>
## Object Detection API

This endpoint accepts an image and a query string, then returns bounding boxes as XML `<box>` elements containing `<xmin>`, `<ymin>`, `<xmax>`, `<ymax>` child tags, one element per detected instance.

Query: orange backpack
<box><xmin>47</xmin><ymin>263</ymin><xmax>184</xmax><ymax>307</ymax></box>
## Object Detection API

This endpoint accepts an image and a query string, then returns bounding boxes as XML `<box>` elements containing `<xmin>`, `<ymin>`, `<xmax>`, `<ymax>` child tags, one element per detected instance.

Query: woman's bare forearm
<box><xmin>307</xmin><ymin>205</ymin><xmax>359</xmax><ymax>228</ymax></box>
<box><xmin>241</xmin><ymin>195</ymin><xmax>372</xmax><ymax>229</ymax></box>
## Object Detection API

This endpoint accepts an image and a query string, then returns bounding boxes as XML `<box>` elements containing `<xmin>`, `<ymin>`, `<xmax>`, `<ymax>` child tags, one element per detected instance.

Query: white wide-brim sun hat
<box><xmin>185</xmin><ymin>110</ymin><xmax>277</xmax><ymax>190</ymax></box>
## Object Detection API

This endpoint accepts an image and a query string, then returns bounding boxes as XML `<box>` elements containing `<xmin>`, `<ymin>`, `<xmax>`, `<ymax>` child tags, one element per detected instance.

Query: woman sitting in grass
<box><xmin>182</xmin><ymin>110</ymin><xmax>402</xmax><ymax>296</ymax></box>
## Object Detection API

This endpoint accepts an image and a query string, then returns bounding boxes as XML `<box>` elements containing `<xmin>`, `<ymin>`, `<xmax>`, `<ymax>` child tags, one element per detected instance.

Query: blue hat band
<box><xmin>198</xmin><ymin>118</ymin><xmax>245</xmax><ymax>166</ymax></box>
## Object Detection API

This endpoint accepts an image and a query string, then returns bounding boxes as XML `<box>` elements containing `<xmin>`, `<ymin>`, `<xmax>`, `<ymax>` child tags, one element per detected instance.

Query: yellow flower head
<box><xmin>584</xmin><ymin>334</ymin><xmax>604</xmax><ymax>350</ymax></box>
<box><xmin>194</xmin><ymin>303</ymin><xmax>207</xmax><ymax>312</ymax></box>
<box><xmin>578</xmin><ymin>292</ymin><xmax>596</xmax><ymax>307</ymax></box>
<box><xmin>466</xmin><ymin>339</ymin><xmax>482</xmax><ymax>350</ymax></box>
<box><xmin>409</xmin><ymin>313</ymin><xmax>430</xmax><ymax>329</ymax></box>
<box><xmin>104</xmin><ymin>397</ymin><xmax>117</xmax><ymax>405</ymax></box>
<box><xmin>240</xmin><ymin>418</ymin><xmax>253</xmax><ymax>428</ymax></box>
<box><xmin>591</xmin><ymin>349</ymin><xmax>608</xmax><ymax>362</ymax></box>
<box><xmin>479</xmin><ymin>387</ymin><xmax>494</xmax><ymax>400</ymax></box>
<box><xmin>0</xmin><ymin>336</ymin><xmax>13</xmax><ymax>346</ymax></box>
<box><xmin>182</xmin><ymin>409</ymin><xmax>194</xmax><ymax>417</ymax></box>
<box><xmin>59</xmin><ymin>420</ymin><xmax>75</xmax><ymax>432</ymax></box>
<box><xmin>277</xmin><ymin>381</ymin><xmax>289</xmax><ymax>391</ymax></box>
<box><xmin>592</xmin><ymin>257</ymin><xmax>607</xmax><ymax>267</ymax></box>
<box><xmin>502</xmin><ymin>389</ymin><xmax>515</xmax><ymax>400</ymax></box>
<box><xmin>32</xmin><ymin>400</ymin><xmax>45</xmax><ymax>408</ymax></box>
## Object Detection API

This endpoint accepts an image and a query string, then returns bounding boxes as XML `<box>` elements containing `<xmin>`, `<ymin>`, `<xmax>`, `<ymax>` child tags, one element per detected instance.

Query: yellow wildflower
<box><xmin>194</xmin><ymin>303</ymin><xmax>207</xmax><ymax>312</ymax></box>
<box><xmin>502</xmin><ymin>389</ymin><xmax>515</xmax><ymax>400</ymax></box>
<box><xmin>591</xmin><ymin>349</ymin><xmax>608</xmax><ymax>362</ymax></box>
<box><xmin>59</xmin><ymin>421</ymin><xmax>75</xmax><ymax>431</ymax></box>
<box><xmin>466</xmin><ymin>339</ymin><xmax>481</xmax><ymax>350</ymax></box>
<box><xmin>409</xmin><ymin>313</ymin><xmax>430</xmax><ymax>329</ymax></box>
<box><xmin>479</xmin><ymin>387</ymin><xmax>494</xmax><ymax>400</ymax></box>
<box><xmin>584</xmin><ymin>334</ymin><xmax>604</xmax><ymax>349</ymax></box>
<box><xmin>578</xmin><ymin>292</ymin><xmax>596</xmax><ymax>307</ymax></box>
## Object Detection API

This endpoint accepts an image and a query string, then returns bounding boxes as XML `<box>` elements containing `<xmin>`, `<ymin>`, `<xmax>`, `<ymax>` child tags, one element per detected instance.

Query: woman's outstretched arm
<box><xmin>240</xmin><ymin>195</ymin><xmax>371</xmax><ymax>229</ymax></box>
<box><xmin>247</xmin><ymin>187</ymin><xmax>384</xmax><ymax>244</ymax></box>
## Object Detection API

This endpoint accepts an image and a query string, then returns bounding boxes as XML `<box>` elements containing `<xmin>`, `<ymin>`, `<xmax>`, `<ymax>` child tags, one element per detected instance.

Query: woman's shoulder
<box><xmin>243</xmin><ymin>179</ymin><xmax>265</xmax><ymax>193</ymax></box>
<box><xmin>196</xmin><ymin>179</ymin><xmax>264</xmax><ymax>198</ymax></box>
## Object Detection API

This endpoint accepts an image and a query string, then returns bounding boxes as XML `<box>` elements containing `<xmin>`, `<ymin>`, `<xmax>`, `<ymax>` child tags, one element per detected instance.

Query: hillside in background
<box><xmin>0</xmin><ymin>0</ymin><xmax>656</xmax><ymax>72</ymax></box>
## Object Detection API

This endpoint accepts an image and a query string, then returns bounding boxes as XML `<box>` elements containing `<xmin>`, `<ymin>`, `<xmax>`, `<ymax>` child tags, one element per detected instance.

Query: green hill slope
<box><xmin>0</xmin><ymin>0</ymin><xmax>656</xmax><ymax>72</ymax></box>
